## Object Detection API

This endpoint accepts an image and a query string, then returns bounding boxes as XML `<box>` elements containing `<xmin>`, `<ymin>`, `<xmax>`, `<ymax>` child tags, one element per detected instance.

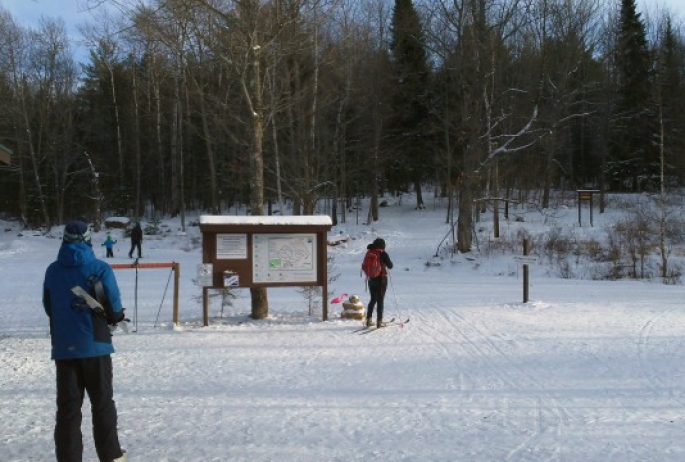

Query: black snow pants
<box><xmin>54</xmin><ymin>355</ymin><xmax>124</xmax><ymax>462</ymax></box>
<box><xmin>128</xmin><ymin>240</ymin><xmax>141</xmax><ymax>258</ymax></box>
<box><xmin>366</xmin><ymin>277</ymin><xmax>388</xmax><ymax>323</ymax></box>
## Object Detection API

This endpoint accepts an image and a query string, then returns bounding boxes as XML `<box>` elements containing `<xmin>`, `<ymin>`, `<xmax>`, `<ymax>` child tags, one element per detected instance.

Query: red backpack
<box><xmin>361</xmin><ymin>249</ymin><xmax>383</xmax><ymax>278</ymax></box>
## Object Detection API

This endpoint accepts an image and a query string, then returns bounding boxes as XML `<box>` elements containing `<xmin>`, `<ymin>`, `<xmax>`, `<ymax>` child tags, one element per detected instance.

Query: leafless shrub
<box><xmin>578</xmin><ymin>238</ymin><xmax>604</xmax><ymax>261</ymax></box>
<box><xmin>515</xmin><ymin>228</ymin><xmax>535</xmax><ymax>251</ymax></box>
<box><xmin>557</xmin><ymin>259</ymin><xmax>574</xmax><ymax>279</ymax></box>
<box><xmin>542</xmin><ymin>225</ymin><xmax>574</xmax><ymax>263</ymax></box>
<box><xmin>613</xmin><ymin>211</ymin><xmax>657</xmax><ymax>279</ymax></box>
<box><xmin>483</xmin><ymin>231</ymin><xmax>518</xmax><ymax>256</ymax></box>
<box><xmin>661</xmin><ymin>263</ymin><xmax>682</xmax><ymax>285</ymax></box>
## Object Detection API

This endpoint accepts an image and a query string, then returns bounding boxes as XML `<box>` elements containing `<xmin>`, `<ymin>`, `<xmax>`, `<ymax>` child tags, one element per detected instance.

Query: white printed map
<box><xmin>252</xmin><ymin>234</ymin><xmax>317</xmax><ymax>283</ymax></box>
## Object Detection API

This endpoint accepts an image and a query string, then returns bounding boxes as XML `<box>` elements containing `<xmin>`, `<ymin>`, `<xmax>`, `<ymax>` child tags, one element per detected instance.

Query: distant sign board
<box><xmin>576</xmin><ymin>189</ymin><xmax>601</xmax><ymax>227</ymax></box>
<box><xmin>513</xmin><ymin>255</ymin><xmax>538</xmax><ymax>264</ymax></box>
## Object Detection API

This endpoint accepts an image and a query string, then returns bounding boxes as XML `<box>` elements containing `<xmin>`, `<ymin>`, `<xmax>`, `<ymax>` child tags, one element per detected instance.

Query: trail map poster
<box><xmin>253</xmin><ymin>234</ymin><xmax>317</xmax><ymax>283</ymax></box>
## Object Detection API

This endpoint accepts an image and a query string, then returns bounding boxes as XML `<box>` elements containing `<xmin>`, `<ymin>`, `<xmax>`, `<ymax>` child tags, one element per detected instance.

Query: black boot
<box><xmin>366</xmin><ymin>318</ymin><xmax>374</xmax><ymax>328</ymax></box>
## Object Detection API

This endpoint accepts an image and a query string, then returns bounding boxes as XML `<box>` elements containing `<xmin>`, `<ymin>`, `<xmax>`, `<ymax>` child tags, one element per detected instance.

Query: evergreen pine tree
<box><xmin>610</xmin><ymin>0</ymin><xmax>656</xmax><ymax>191</ymax></box>
<box><xmin>388</xmin><ymin>0</ymin><xmax>432</xmax><ymax>208</ymax></box>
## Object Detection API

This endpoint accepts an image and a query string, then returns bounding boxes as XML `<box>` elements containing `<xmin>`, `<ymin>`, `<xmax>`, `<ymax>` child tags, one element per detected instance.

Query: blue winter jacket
<box><xmin>43</xmin><ymin>241</ymin><xmax>124</xmax><ymax>360</ymax></box>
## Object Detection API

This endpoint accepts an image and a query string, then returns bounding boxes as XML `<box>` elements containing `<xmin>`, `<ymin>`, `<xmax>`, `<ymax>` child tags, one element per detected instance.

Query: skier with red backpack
<box><xmin>361</xmin><ymin>237</ymin><xmax>394</xmax><ymax>328</ymax></box>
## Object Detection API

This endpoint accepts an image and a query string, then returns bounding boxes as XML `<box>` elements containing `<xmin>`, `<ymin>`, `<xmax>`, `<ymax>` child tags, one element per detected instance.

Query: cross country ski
<box><xmin>350</xmin><ymin>318</ymin><xmax>396</xmax><ymax>334</ymax></box>
<box><xmin>356</xmin><ymin>318</ymin><xmax>410</xmax><ymax>334</ymax></box>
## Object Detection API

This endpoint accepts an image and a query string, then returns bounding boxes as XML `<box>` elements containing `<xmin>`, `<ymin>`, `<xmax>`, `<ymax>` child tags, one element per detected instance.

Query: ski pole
<box><xmin>153</xmin><ymin>266</ymin><xmax>174</xmax><ymax>328</ymax></box>
<box><xmin>388</xmin><ymin>272</ymin><xmax>407</xmax><ymax>323</ymax></box>
<box><xmin>133</xmin><ymin>258</ymin><xmax>139</xmax><ymax>332</ymax></box>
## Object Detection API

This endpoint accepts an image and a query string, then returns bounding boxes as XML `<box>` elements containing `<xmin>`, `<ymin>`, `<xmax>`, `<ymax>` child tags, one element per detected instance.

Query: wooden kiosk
<box><xmin>198</xmin><ymin>215</ymin><xmax>333</xmax><ymax>326</ymax></box>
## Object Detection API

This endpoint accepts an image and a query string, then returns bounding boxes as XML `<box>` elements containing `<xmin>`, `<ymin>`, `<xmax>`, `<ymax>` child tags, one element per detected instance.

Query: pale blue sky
<box><xmin>1</xmin><ymin>0</ymin><xmax>684</xmax><ymax>65</ymax></box>
<box><xmin>1</xmin><ymin>0</ymin><xmax>103</xmax><ymax>63</ymax></box>
<box><xmin>3</xmin><ymin>0</ymin><xmax>685</xmax><ymax>33</ymax></box>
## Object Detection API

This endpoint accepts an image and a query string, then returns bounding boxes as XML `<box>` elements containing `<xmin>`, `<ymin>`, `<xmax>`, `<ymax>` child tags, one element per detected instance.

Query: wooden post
<box><xmin>523</xmin><ymin>238</ymin><xmax>529</xmax><ymax>303</ymax></box>
<box><xmin>172</xmin><ymin>263</ymin><xmax>180</xmax><ymax>325</ymax></box>
<box><xmin>321</xmin><ymin>231</ymin><xmax>328</xmax><ymax>321</ymax></box>
<box><xmin>493</xmin><ymin>161</ymin><xmax>500</xmax><ymax>238</ymax></box>
<box><xmin>203</xmin><ymin>287</ymin><xmax>209</xmax><ymax>327</ymax></box>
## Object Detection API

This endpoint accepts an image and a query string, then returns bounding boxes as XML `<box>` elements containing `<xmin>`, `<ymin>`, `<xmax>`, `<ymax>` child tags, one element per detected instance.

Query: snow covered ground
<box><xmin>2</xmin><ymin>193</ymin><xmax>685</xmax><ymax>461</ymax></box>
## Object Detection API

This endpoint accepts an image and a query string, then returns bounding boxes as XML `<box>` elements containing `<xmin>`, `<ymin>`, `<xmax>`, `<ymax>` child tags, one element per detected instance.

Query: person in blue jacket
<box><xmin>43</xmin><ymin>221</ymin><xmax>127</xmax><ymax>462</ymax></box>
<box><xmin>102</xmin><ymin>233</ymin><xmax>117</xmax><ymax>258</ymax></box>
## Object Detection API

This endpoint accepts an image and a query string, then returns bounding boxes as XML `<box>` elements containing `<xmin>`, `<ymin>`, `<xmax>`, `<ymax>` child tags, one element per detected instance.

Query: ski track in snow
<box><xmin>637</xmin><ymin>303</ymin><xmax>685</xmax><ymax>408</ymax></box>
<box><xmin>409</xmin><ymin>300</ymin><xmax>570</xmax><ymax>461</ymax></box>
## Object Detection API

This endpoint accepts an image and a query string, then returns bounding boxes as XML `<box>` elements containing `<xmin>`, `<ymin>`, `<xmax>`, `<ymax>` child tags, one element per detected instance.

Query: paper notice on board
<box><xmin>223</xmin><ymin>271</ymin><xmax>239</xmax><ymax>287</ymax></box>
<box><xmin>196</xmin><ymin>263</ymin><xmax>213</xmax><ymax>286</ymax></box>
<box><xmin>216</xmin><ymin>234</ymin><xmax>247</xmax><ymax>259</ymax></box>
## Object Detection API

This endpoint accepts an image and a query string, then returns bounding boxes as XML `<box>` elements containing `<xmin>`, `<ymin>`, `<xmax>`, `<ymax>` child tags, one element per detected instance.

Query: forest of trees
<box><xmin>1</xmin><ymin>0</ymin><xmax>684</xmax><ymax>249</ymax></box>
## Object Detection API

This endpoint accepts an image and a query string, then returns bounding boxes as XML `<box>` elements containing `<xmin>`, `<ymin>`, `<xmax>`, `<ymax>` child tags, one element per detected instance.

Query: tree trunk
<box><xmin>18</xmin><ymin>80</ymin><xmax>50</xmax><ymax>227</ymax></box>
<box><xmin>132</xmin><ymin>56</ymin><xmax>142</xmax><ymax>220</ymax></box>
<box><xmin>492</xmin><ymin>162</ymin><xmax>499</xmax><ymax>238</ymax></box>
<box><xmin>84</xmin><ymin>151</ymin><xmax>103</xmax><ymax>232</ymax></box>
<box><xmin>11</xmin><ymin>117</ymin><xmax>28</xmax><ymax>223</ymax></box>
<box><xmin>170</xmin><ymin>94</ymin><xmax>180</xmax><ymax>218</ymax></box>
<box><xmin>191</xmin><ymin>71</ymin><xmax>219</xmax><ymax>214</ymax></box>
<box><xmin>152</xmin><ymin>54</ymin><xmax>167</xmax><ymax>215</ymax></box>
<box><xmin>106</xmin><ymin>59</ymin><xmax>125</xmax><ymax>191</ymax></box>
<box><xmin>457</xmin><ymin>175</ymin><xmax>474</xmax><ymax>253</ymax></box>
<box><xmin>303</xmin><ymin>23</ymin><xmax>320</xmax><ymax>216</ymax></box>
<box><xmin>243</xmin><ymin>30</ymin><xmax>268</xmax><ymax>319</ymax></box>
<box><xmin>268</xmin><ymin>67</ymin><xmax>285</xmax><ymax>215</ymax></box>
<box><xmin>658</xmin><ymin>100</ymin><xmax>668</xmax><ymax>279</ymax></box>
<box><xmin>414</xmin><ymin>180</ymin><xmax>424</xmax><ymax>209</ymax></box>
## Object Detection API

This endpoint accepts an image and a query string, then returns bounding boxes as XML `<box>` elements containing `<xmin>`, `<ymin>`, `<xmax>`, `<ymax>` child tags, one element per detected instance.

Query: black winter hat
<box><xmin>63</xmin><ymin>221</ymin><xmax>92</xmax><ymax>245</ymax></box>
<box><xmin>372</xmin><ymin>238</ymin><xmax>386</xmax><ymax>250</ymax></box>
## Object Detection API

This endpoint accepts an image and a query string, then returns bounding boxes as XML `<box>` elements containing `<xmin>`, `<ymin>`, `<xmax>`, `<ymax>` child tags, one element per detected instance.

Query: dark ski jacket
<box><xmin>366</xmin><ymin>243</ymin><xmax>393</xmax><ymax>282</ymax></box>
<box><xmin>130</xmin><ymin>224</ymin><xmax>143</xmax><ymax>243</ymax></box>
<box><xmin>43</xmin><ymin>241</ymin><xmax>124</xmax><ymax>360</ymax></box>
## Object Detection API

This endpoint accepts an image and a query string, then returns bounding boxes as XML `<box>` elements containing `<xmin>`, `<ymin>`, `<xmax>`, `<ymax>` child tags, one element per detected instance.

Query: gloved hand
<box><xmin>108</xmin><ymin>309</ymin><xmax>130</xmax><ymax>333</ymax></box>
<box><xmin>107</xmin><ymin>309</ymin><xmax>126</xmax><ymax>326</ymax></box>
